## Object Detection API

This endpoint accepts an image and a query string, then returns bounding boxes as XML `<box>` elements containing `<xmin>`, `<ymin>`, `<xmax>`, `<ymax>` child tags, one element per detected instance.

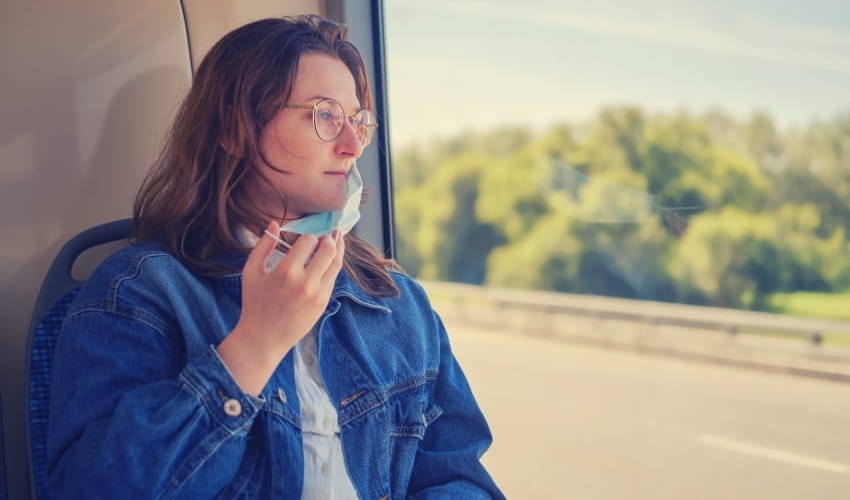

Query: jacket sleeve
<box><xmin>46</xmin><ymin>306</ymin><xmax>264</xmax><ymax>499</ymax></box>
<box><xmin>406</xmin><ymin>311</ymin><xmax>506</xmax><ymax>500</ymax></box>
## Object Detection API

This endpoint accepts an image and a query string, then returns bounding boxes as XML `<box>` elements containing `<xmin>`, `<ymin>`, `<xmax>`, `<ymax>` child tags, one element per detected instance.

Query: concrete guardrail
<box><xmin>420</xmin><ymin>280</ymin><xmax>850</xmax><ymax>383</ymax></box>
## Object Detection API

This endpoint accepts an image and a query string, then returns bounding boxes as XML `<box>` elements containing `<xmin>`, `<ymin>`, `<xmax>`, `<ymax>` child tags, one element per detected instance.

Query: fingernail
<box><xmin>332</xmin><ymin>229</ymin><xmax>340</xmax><ymax>241</ymax></box>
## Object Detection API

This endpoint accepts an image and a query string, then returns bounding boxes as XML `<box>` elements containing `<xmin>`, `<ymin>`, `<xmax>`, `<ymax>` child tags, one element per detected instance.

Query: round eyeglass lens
<box><xmin>353</xmin><ymin>109</ymin><xmax>376</xmax><ymax>144</ymax></box>
<box><xmin>314</xmin><ymin>99</ymin><xmax>345</xmax><ymax>141</ymax></box>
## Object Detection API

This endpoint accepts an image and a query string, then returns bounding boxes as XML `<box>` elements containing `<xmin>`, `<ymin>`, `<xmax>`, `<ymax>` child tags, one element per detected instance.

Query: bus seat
<box><xmin>26</xmin><ymin>219</ymin><xmax>133</xmax><ymax>500</ymax></box>
<box><xmin>1</xmin><ymin>394</ymin><xmax>7</xmax><ymax>500</ymax></box>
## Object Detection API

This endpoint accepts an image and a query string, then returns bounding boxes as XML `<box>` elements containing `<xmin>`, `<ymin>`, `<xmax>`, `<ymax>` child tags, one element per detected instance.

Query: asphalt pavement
<box><xmin>449</xmin><ymin>324</ymin><xmax>850</xmax><ymax>500</ymax></box>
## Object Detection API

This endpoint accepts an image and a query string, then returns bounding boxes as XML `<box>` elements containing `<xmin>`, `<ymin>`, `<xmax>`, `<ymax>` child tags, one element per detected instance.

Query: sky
<box><xmin>383</xmin><ymin>0</ymin><xmax>850</xmax><ymax>146</ymax></box>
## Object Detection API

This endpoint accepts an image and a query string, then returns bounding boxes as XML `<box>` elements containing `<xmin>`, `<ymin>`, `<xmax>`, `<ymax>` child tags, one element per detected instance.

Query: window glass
<box><xmin>385</xmin><ymin>2</ymin><xmax>850</xmax><ymax>498</ymax></box>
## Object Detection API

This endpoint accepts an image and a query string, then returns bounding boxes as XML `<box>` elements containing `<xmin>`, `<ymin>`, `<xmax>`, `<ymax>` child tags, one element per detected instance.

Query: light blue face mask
<box><xmin>277</xmin><ymin>164</ymin><xmax>363</xmax><ymax>238</ymax></box>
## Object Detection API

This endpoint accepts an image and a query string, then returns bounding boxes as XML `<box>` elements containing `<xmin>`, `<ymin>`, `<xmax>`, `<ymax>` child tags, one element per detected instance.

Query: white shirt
<box><xmin>236</xmin><ymin>227</ymin><xmax>359</xmax><ymax>499</ymax></box>
<box><xmin>294</xmin><ymin>329</ymin><xmax>359</xmax><ymax>500</ymax></box>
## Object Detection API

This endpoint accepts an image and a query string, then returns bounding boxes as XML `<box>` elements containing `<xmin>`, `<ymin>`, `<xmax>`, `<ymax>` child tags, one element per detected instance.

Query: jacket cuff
<box><xmin>179</xmin><ymin>345</ymin><xmax>265</xmax><ymax>432</ymax></box>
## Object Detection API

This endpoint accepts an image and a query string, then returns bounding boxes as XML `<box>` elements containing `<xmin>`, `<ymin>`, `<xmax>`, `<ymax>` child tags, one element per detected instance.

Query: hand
<box><xmin>239</xmin><ymin>220</ymin><xmax>344</xmax><ymax>347</ymax></box>
<box><xmin>217</xmin><ymin>221</ymin><xmax>345</xmax><ymax>395</ymax></box>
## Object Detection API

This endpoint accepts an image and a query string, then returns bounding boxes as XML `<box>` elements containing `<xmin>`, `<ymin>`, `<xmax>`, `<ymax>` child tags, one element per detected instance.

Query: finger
<box><xmin>336</xmin><ymin>234</ymin><xmax>345</xmax><ymax>271</ymax></box>
<box><xmin>274</xmin><ymin>233</ymin><xmax>319</xmax><ymax>272</ymax></box>
<box><xmin>334</xmin><ymin>230</ymin><xmax>346</xmax><ymax>266</ymax></box>
<box><xmin>245</xmin><ymin>221</ymin><xmax>279</xmax><ymax>274</ymax></box>
<box><xmin>320</xmin><ymin>232</ymin><xmax>346</xmax><ymax>283</ymax></box>
<box><xmin>304</xmin><ymin>233</ymin><xmax>338</xmax><ymax>275</ymax></box>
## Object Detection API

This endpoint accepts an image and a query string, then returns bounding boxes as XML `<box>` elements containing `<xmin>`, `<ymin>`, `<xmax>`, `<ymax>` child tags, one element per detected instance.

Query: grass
<box><xmin>768</xmin><ymin>291</ymin><xmax>850</xmax><ymax>322</ymax></box>
<box><xmin>732</xmin><ymin>291</ymin><xmax>850</xmax><ymax>348</ymax></box>
<box><xmin>822</xmin><ymin>333</ymin><xmax>850</xmax><ymax>347</ymax></box>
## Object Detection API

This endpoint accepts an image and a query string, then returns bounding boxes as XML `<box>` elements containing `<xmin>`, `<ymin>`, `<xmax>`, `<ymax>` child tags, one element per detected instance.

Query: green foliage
<box><xmin>670</xmin><ymin>208</ymin><xmax>779</xmax><ymax>308</ymax></box>
<box><xmin>394</xmin><ymin>151</ymin><xmax>504</xmax><ymax>283</ymax></box>
<box><xmin>769</xmin><ymin>291</ymin><xmax>850</xmax><ymax>322</ymax></box>
<box><xmin>476</xmin><ymin>149</ymin><xmax>549</xmax><ymax>242</ymax></box>
<box><xmin>485</xmin><ymin>211</ymin><xmax>579</xmax><ymax>291</ymax></box>
<box><xmin>392</xmin><ymin>107</ymin><xmax>850</xmax><ymax>314</ymax></box>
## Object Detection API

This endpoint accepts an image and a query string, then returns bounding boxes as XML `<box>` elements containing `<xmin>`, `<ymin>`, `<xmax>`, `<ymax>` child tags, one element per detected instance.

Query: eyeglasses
<box><xmin>284</xmin><ymin>97</ymin><xmax>377</xmax><ymax>145</ymax></box>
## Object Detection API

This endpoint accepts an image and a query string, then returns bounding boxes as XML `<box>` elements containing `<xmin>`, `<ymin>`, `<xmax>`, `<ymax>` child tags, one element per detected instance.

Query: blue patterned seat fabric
<box><xmin>28</xmin><ymin>287</ymin><xmax>81</xmax><ymax>500</ymax></box>
<box><xmin>1</xmin><ymin>394</ymin><xmax>6</xmax><ymax>500</ymax></box>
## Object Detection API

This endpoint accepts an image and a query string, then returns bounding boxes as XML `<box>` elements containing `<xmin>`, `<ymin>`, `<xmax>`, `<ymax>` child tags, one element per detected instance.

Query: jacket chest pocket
<box><xmin>386</xmin><ymin>388</ymin><xmax>443</xmax><ymax>496</ymax></box>
<box><xmin>390</xmin><ymin>398</ymin><xmax>442</xmax><ymax>440</ymax></box>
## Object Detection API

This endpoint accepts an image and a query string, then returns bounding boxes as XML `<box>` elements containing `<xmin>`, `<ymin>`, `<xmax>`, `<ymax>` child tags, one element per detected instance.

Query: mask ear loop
<box><xmin>263</xmin><ymin>229</ymin><xmax>293</xmax><ymax>250</ymax></box>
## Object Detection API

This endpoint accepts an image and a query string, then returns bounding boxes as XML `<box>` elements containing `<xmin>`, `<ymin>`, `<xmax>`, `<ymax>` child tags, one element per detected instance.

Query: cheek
<box><xmin>273</xmin><ymin>125</ymin><xmax>307</xmax><ymax>159</ymax></box>
<box><xmin>261</xmin><ymin>119</ymin><xmax>310</xmax><ymax>162</ymax></box>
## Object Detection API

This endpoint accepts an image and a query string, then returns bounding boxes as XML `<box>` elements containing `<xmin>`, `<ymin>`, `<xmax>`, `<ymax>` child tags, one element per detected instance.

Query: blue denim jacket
<box><xmin>46</xmin><ymin>243</ymin><xmax>504</xmax><ymax>499</ymax></box>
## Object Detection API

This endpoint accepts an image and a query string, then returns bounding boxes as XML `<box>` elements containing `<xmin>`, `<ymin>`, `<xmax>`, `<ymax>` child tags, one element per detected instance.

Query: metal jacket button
<box><xmin>223</xmin><ymin>398</ymin><xmax>242</xmax><ymax>417</ymax></box>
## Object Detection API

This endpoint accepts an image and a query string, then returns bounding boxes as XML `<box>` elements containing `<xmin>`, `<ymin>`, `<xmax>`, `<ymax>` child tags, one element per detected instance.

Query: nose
<box><xmin>333</xmin><ymin>120</ymin><xmax>365</xmax><ymax>158</ymax></box>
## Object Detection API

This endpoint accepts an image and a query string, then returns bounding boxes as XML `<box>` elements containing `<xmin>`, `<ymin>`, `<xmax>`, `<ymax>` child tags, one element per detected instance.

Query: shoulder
<box><xmin>91</xmin><ymin>241</ymin><xmax>192</xmax><ymax>286</ymax></box>
<box><xmin>92</xmin><ymin>241</ymin><xmax>177</xmax><ymax>275</ymax></box>
<box><xmin>389</xmin><ymin>270</ymin><xmax>428</xmax><ymax>299</ymax></box>
<box><xmin>71</xmin><ymin>241</ymin><xmax>203</xmax><ymax>315</ymax></box>
<box><xmin>333</xmin><ymin>268</ymin><xmax>435</xmax><ymax>318</ymax></box>
<box><xmin>377</xmin><ymin>271</ymin><xmax>438</xmax><ymax>321</ymax></box>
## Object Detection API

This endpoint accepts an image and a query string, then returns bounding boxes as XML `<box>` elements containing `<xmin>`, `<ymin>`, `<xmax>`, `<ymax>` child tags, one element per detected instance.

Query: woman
<box><xmin>47</xmin><ymin>14</ymin><xmax>504</xmax><ymax>500</ymax></box>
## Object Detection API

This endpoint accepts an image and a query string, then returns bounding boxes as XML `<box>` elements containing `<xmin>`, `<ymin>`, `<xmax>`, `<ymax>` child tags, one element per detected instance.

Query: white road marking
<box><xmin>698</xmin><ymin>434</ymin><xmax>849</xmax><ymax>475</ymax></box>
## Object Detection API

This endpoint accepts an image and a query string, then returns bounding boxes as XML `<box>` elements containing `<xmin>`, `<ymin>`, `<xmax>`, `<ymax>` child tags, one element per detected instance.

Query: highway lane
<box><xmin>448</xmin><ymin>324</ymin><xmax>850</xmax><ymax>499</ymax></box>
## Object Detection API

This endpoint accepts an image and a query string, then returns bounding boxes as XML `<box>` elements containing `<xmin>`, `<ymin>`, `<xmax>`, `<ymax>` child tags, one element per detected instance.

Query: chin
<box><xmin>305</xmin><ymin>199</ymin><xmax>345</xmax><ymax>215</ymax></box>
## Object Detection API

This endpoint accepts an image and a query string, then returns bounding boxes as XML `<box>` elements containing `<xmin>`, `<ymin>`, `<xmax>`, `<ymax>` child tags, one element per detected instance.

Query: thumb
<box><xmin>245</xmin><ymin>221</ymin><xmax>280</xmax><ymax>274</ymax></box>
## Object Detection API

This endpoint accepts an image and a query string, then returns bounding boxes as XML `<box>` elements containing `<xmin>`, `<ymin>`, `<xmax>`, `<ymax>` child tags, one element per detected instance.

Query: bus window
<box><xmin>385</xmin><ymin>2</ymin><xmax>850</xmax><ymax>498</ymax></box>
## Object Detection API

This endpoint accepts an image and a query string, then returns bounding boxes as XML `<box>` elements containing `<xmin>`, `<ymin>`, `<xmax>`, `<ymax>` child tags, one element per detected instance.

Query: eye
<box><xmin>316</xmin><ymin>109</ymin><xmax>338</xmax><ymax>123</ymax></box>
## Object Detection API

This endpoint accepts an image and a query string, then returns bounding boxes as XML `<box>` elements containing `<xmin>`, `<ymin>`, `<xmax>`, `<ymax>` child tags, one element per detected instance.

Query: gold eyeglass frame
<box><xmin>284</xmin><ymin>97</ymin><xmax>377</xmax><ymax>144</ymax></box>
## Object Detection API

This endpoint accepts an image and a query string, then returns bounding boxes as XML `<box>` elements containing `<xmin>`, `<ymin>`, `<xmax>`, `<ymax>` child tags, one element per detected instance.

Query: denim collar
<box><xmin>330</xmin><ymin>271</ymin><xmax>392</xmax><ymax>314</ymax></box>
<box><xmin>210</xmin><ymin>247</ymin><xmax>391</xmax><ymax>314</ymax></box>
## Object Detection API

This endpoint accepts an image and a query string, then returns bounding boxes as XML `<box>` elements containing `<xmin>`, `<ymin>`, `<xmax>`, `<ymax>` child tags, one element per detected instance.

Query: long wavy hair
<box><xmin>132</xmin><ymin>15</ymin><xmax>400</xmax><ymax>296</ymax></box>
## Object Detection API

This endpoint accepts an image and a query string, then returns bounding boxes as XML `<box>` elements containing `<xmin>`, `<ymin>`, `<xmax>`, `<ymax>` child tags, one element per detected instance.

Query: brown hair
<box><xmin>132</xmin><ymin>15</ymin><xmax>400</xmax><ymax>296</ymax></box>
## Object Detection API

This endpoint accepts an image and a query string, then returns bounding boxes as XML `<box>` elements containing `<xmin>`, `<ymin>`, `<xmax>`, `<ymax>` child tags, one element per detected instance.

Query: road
<box><xmin>448</xmin><ymin>324</ymin><xmax>850</xmax><ymax>499</ymax></box>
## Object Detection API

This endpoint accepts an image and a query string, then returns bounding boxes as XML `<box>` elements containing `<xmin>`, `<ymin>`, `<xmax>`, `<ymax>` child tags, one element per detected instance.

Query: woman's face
<box><xmin>256</xmin><ymin>53</ymin><xmax>365</xmax><ymax>220</ymax></box>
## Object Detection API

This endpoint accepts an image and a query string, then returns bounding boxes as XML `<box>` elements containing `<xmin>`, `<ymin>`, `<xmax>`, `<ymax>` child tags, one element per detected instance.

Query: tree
<box><xmin>391</xmin><ymin>105</ymin><xmax>850</xmax><ymax>310</ymax></box>
<box><xmin>395</xmin><ymin>151</ymin><xmax>504</xmax><ymax>283</ymax></box>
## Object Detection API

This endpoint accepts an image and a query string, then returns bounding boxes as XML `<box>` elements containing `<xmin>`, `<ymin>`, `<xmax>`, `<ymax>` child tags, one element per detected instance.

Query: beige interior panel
<box><xmin>0</xmin><ymin>2</ymin><xmax>372</xmax><ymax>498</ymax></box>
<box><xmin>0</xmin><ymin>1</ymin><xmax>191</xmax><ymax>498</ymax></box>
<box><xmin>182</xmin><ymin>0</ymin><xmax>324</xmax><ymax>71</ymax></box>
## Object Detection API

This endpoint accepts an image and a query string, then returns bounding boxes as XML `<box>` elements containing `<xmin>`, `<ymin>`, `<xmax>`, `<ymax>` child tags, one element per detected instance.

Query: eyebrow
<box><xmin>304</xmin><ymin>94</ymin><xmax>363</xmax><ymax>113</ymax></box>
